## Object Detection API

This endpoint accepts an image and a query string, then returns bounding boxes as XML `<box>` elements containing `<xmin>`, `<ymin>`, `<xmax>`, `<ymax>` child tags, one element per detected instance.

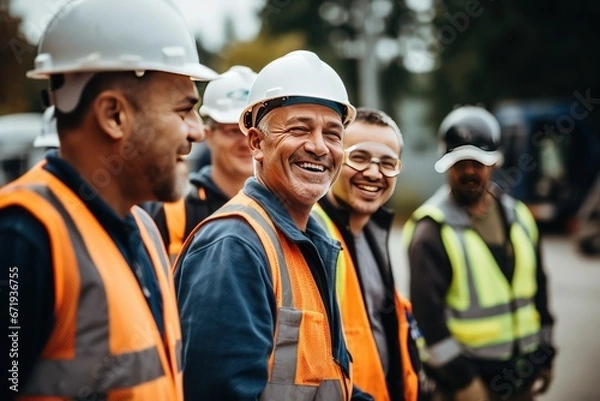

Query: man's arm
<box><xmin>407</xmin><ymin>218</ymin><xmax>478</xmax><ymax>392</ymax></box>
<box><xmin>174</xmin><ymin>218</ymin><xmax>276</xmax><ymax>400</ymax></box>
<box><xmin>1</xmin><ymin>207</ymin><xmax>54</xmax><ymax>401</ymax></box>
<box><xmin>533</xmin><ymin>234</ymin><xmax>557</xmax><ymax>366</ymax></box>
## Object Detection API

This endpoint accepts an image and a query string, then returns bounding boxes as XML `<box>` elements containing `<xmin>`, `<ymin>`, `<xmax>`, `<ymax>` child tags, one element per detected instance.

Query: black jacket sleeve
<box><xmin>1</xmin><ymin>207</ymin><xmax>54</xmax><ymax>401</ymax></box>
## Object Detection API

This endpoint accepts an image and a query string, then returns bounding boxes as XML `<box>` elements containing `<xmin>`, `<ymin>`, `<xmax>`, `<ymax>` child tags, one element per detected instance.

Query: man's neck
<box><xmin>211</xmin><ymin>167</ymin><xmax>247</xmax><ymax>198</ymax></box>
<box><xmin>464</xmin><ymin>190</ymin><xmax>493</xmax><ymax>217</ymax></box>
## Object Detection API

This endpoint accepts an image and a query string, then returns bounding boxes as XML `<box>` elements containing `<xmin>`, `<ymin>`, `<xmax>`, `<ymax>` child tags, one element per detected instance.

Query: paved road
<box><xmin>390</xmin><ymin>228</ymin><xmax>600</xmax><ymax>401</ymax></box>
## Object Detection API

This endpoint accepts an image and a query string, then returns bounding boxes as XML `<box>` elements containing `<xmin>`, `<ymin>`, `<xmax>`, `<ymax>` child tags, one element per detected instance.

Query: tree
<box><xmin>0</xmin><ymin>9</ymin><xmax>44</xmax><ymax>114</ymax></box>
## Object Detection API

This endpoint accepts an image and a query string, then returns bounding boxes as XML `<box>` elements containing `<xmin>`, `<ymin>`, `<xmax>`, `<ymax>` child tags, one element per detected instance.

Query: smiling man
<box><xmin>0</xmin><ymin>0</ymin><xmax>216</xmax><ymax>400</ymax></box>
<box><xmin>152</xmin><ymin>65</ymin><xmax>257</xmax><ymax>262</ymax></box>
<box><xmin>173</xmin><ymin>50</ymin><xmax>373</xmax><ymax>401</ymax></box>
<box><xmin>403</xmin><ymin>106</ymin><xmax>556</xmax><ymax>401</ymax></box>
<box><xmin>312</xmin><ymin>108</ymin><xmax>427</xmax><ymax>401</ymax></box>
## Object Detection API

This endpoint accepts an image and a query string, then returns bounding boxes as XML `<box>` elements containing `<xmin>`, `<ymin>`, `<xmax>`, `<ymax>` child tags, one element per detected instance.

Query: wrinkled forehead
<box><xmin>265</xmin><ymin>103</ymin><xmax>344</xmax><ymax>129</ymax></box>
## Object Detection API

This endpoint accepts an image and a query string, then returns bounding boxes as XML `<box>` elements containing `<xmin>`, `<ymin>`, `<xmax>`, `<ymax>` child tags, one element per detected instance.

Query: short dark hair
<box><xmin>54</xmin><ymin>71</ymin><xmax>153</xmax><ymax>132</ymax></box>
<box><xmin>353</xmin><ymin>107</ymin><xmax>403</xmax><ymax>151</ymax></box>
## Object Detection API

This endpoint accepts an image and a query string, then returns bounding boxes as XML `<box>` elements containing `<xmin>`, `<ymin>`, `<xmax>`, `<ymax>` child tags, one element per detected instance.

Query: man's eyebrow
<box><xmin>286</xmin><ymin>116</ymin><xmax>314</xmax><ymax>125</ymax></box>
<box><xmin>286</xmin><ymin>116</ymin><xmax>343</xmax><ymax>130</ymax></box>
<box><xmin>179</xmin><ymin>96</ymin><xmax>200</xmax><ymax>106</ymax></box>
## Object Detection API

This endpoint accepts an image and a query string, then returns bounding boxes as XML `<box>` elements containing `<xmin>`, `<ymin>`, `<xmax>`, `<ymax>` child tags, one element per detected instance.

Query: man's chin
<box><xmin>454</xmin><ymin>188</ymin><xmax>484</xmax><ymax>206</ymax></box>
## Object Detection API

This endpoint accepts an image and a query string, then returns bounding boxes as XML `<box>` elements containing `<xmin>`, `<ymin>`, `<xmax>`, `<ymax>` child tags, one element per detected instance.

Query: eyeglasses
<box><xmin>343</xmin><ymin>145</ymin><xmax>402</xmax><ymax>177</ymax></box>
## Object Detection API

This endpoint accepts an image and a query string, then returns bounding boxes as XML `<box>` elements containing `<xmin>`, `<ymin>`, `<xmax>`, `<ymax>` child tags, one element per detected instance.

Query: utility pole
<box><xmin>355</xmin><ymin>0</ymin><xmax>380</xmax><ymax>109</ymax></box>
<box><xmin>321</xmin><ymin>0</ymin><xmax>395</xmax><ymax>110</ymax></box>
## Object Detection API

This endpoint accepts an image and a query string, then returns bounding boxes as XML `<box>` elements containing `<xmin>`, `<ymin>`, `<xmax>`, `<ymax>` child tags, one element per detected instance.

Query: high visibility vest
<box><xmin>0</xmin><ymin>163</ymin><xmax>183</xmax><ymax>401</ymax></box>
<box><xmin>403</xmin><ymin>188</ymin><xmax>541</xmax><ymax>361</ymax></box>
<box><xmin>175</xmin><ymin>192</ymin><xmax>352</xmax><ymax>400</ymax></box>
<box><xmin>312</xmin><ymin>204</ymin><xmax>418</xmax><ymax>401</ymax></box>
<box><xmin>163</xmin><ymin>186</ymin><xmax>206</xmax><ymax>263</ymax></box>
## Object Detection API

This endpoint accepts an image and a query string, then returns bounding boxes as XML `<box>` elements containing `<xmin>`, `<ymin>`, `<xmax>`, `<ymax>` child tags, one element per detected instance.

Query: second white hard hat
<box><xmin>200</xmin><ymin>66</ymin><xmax>257</xmax><ymax>124</ymax></box>
<box><xmin>239</xmin><ymin>50</ymin><xmax>356</xmax><ymax>135</ymax></box>
<box><xmin>33</xmin><ymin>106</ymin><xmax>59</xmax><ymax>149</ymax></box>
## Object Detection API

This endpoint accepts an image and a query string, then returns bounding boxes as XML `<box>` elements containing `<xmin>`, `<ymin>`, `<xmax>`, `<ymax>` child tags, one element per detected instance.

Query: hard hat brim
<box><xmin>239</xmin><ymin>95</ymin><xmax>356</xmax><ymax>135</ymax></box>
<box><xmin>434</xmin><ymin>145</ymin><xmax>502</xmax><ymax>173</ymax></box>
<box><xmin>26</xmin><ymin>62</ymin><xmax>219</xmax><ymax>82</ymax></box>
<box><xmin>200</xmin><ymin>107</ymin><xmax>246</xmax><ymax>125</ymax></box>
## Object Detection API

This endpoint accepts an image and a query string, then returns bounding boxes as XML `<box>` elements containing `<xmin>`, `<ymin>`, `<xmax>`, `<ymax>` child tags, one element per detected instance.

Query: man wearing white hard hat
<box><xmin>152</xmin><ymin>65</ymin><xmax>257</xmax><ymax>262</ymax></box>
<box><xmin>403</xmin><ymin>106</ymin><xmax>555</xmax><ymax>401</ymax></box>
<box><xmin>173</xmin><ymin>50</ymin><xmax>373</xmax><ymax>400</ymax></box>
<box><xmin>0</xmin><ymin>0</ymin><xmax>216</xmax><ymax>400</ymax></box>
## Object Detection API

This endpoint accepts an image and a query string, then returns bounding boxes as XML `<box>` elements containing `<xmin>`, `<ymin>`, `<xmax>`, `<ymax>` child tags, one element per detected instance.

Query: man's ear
<box><xmin>93</xmin><ymin>90</ymin><xmax>132</xmax><ymax>140</ymax></box>
<box><xmin>247</xmin><ymin>127</ymin><xmax>265</xmax><ymax>162</ymax></box>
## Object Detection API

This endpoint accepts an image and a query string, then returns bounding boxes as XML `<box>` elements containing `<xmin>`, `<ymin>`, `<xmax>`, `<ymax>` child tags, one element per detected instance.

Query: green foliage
<box><xmin>0</xmin><ymin>10</ymin><xmax>45</xmax><ymax>114</ymax></box>
<box><xmin>433</xmin><ymin>0</ymin><xmax>600</xmax><ymax>122</ymax></box>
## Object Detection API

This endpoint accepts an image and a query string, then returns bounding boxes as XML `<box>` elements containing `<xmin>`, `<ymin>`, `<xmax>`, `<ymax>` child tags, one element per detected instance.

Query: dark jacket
<box><xmin>174</xmin><ymin>178</ymin><xmax>372</xmax><ymax>401</ymax></box>
<box><xmin>318</xmin><ymin>196</ymin><xmax>425</xmax><ymax>401</ymax></box>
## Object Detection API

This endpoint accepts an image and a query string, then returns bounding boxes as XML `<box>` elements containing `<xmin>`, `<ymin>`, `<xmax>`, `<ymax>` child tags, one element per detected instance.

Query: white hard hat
<box><xmin>33</xmin><ymin>106</ymin><xmax>60</xmax><ymax>149</ymax></box>
<box><xmin>200</xmin><ymin>66</ymin><xmax>257</xmax><ymax>124</ymax></box>
<box><xmin>240</xmin><ymin>50</ymin><xmax>356</xmax><ymax>135</ymax></box>
<box><xmin>27</xmin><ymin>0</ymin><xmax>218</xmax><ymax>113</ymax></box>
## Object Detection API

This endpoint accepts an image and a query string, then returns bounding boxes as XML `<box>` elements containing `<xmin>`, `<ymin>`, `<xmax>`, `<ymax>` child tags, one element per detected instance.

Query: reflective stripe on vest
<box><xmin>404</xmin><ymin>189</ymin><xmax>541</xmax><ymax>361</ymax></box>
<box><xmin>312</xmin><ymin>204</ymin><xmax>419</xmax><ymax>401</ymax></box>
<box><xmin>175</xmin><ymin>193</ymin><xmax>350</xmax><ymax>400</ymax></box>
<box><xmin>0</xmin><ymin>164</ymin><xmax>183</xmax><ymax>400</ymax></box>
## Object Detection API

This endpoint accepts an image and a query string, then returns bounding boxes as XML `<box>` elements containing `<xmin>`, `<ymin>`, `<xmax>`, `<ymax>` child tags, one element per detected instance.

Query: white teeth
<box><xmin>357</xmin><ymin>184</ymin><xmax>379</xmax><ymax>192</ymax></box>
<box><xmin>298</xmin><ymin>162</ymin><xmax>324</xmax><ymax>172</ymax></box>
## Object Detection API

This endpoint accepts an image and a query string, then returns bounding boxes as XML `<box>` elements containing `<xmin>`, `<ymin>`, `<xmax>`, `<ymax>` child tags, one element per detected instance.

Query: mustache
<box><xmin>291</xmin><ymin>153</ymin><xmax>334</xmax><ymax>170</ymax></box>
<box><xmin>459</xmin><ymin>174</ymin><xmax>481</xmax><ymax>185</ymax></box>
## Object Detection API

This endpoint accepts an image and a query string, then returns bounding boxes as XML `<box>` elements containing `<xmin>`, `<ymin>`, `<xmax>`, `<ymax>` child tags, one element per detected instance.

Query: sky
<box><xmin>10</xmin><ymin>0</ymin><xmax>264</xmax><ymax>52</ymax></box>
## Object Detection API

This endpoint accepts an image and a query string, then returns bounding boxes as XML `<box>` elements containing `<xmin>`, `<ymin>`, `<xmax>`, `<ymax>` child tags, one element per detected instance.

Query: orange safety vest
<box><xmin>312</xmin><ymin>204</ymin><xmax>418</xmax><ymax>401</ymax></box>
<box><xmin>163</xmin><ymin>187</ymin><xmax>206</xmax><ymax>263</ymax></box>
<box><xmin>175</xmin><ymin>192</ymin><xmax>353</xmax><ymax>400</ymax></box>
<box><xmin>0</xmin><ymin>163</ymin><xmax>183</xmax><ymax>401</ymax></box>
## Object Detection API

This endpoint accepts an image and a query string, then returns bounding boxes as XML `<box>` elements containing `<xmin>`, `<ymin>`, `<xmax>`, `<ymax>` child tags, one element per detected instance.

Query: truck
<box><xmin>493</xmin><ymin>99</ymin><xmax>600</xmax><ymax>236</ymax></box>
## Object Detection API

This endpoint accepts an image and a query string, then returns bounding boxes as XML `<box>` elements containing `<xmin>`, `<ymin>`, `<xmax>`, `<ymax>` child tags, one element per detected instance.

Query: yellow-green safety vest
<box><xmin>403</xmin><ymin>187</ymin><xmax>541</xmax><ymax>362</ymax></box>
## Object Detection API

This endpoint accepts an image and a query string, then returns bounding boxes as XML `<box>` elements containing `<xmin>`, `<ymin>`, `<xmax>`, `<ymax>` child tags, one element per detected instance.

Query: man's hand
<box><xmin>531</xmin><ymin>368</ymin><xmax>553</xmax><ymax>396</ymax></box>
<box><xmin>454</xmin><ymin>377</ymin><xmax>490</xmax><ymax>401</ymax></box>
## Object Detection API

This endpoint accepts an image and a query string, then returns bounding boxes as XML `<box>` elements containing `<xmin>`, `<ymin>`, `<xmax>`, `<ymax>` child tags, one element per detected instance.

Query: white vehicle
<box><xmin>0</xmin><ymin>112</ymin><xmax>45</xmax><ymax>185</ymax></box>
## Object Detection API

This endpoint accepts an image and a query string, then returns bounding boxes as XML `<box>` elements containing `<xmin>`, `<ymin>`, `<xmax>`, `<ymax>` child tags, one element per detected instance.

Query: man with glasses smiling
<box><xmin>312</xmin><ymin>108</ymin><xmax>428</xmax><ymax>401</ymax></box>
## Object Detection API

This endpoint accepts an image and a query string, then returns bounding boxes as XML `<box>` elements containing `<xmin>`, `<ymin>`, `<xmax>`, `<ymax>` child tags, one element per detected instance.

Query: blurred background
<box><xmin>1</xmin><ymin>0</ymin><xmax>600</xmax><ymax>398</ymax></box>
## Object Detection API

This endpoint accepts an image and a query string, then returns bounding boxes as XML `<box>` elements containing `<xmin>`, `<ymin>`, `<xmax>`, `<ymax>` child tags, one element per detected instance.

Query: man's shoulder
<box><xmin>0</xmin><ymin>205</ymin><xmax>51</xmax><ymax>252</ymax></box>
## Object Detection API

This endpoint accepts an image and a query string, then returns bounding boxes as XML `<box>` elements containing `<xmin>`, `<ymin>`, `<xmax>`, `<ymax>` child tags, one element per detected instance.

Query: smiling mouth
<box><xmin>356</xmin><ymin>183</ymin><xmax>380</xmax><ymax>193</ymax></box>
<box><xmin>297</xmin><ymin>162</ymin><xmax>325</xmax><ymax>172</ymax></box>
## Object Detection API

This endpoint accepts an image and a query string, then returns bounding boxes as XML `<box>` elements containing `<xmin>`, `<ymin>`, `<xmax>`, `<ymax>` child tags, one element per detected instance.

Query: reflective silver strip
<box><xmin>539</xmin><ymin>325</ymin><xmax>553</xmax><ymax>345</ymax></box>
<box><xmin>260</xmin><ymin>380</ymin><xmax>342</xmax><ymax>401</ymax></box>
<box><xmin>21</xmin><ymin>185</ymin><xmax>165</xmax><ymax>396</ymax></box>
<box><xmin>175</xmin><ymin>339</ymin><xmax>183</xmax><ymax>372</ymax></box>
<box><xmin>463</xmin><ymin>341</ymin><xmax>513</xmax><ymax>360</ymax></box>
<box><xmin>216</xmin><ymin>203</ymin><xmax>293</xmax><ymax>307</ymax></box>
<box><xmin>133</xmin><ymin>206</ymin><xmax>171</xmax><ymax>277</ymax></box>
<box><xmin>519</xmin><ymin>332</ymin><xmax>541</xmax><ymax>353</ymax></box>
<box><xmin>270</xmin><ymin>307</ymin><xmax>302</xmax><ymax>383</ymax></box>
<box><xmin>425</xmin><ymin>337</ymin><xmax>463</xmax><ymax>367</ymax></box>
<box><xmin>25</xmin><ymin>346</ymin><xmax>164</xmax><ymax>395</ymax></box>
<box><xmin>450</xmin><ymin>298</ymin><xmax>533</xmax><ymax>319</ymax></box>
